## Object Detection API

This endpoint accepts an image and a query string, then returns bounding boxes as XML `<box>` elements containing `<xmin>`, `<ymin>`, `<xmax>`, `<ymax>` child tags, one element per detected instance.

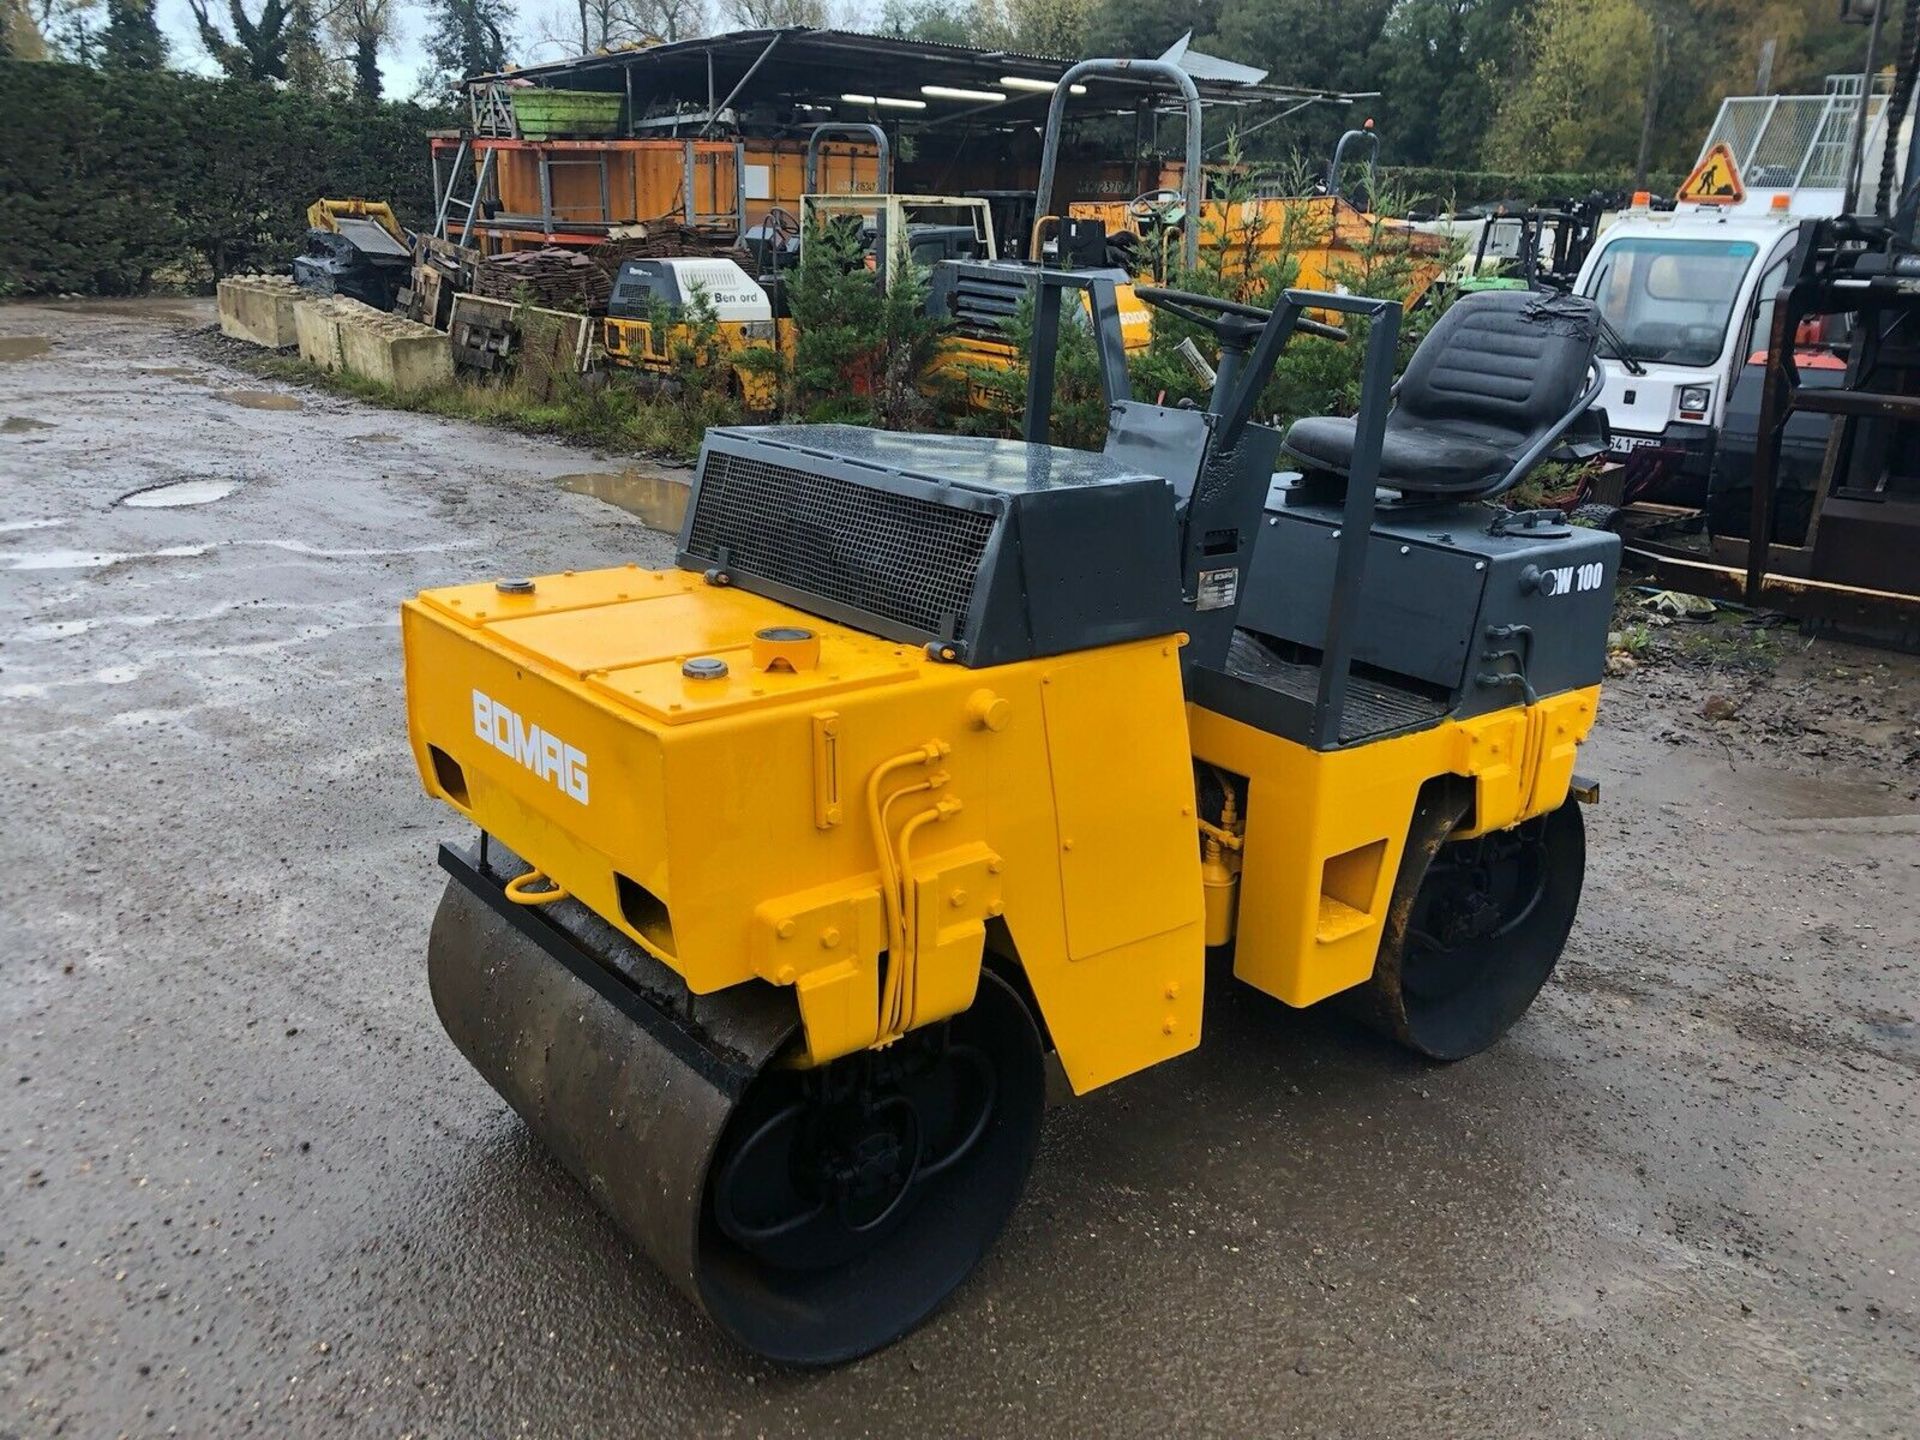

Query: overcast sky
<box><xmin>152</xmin><ymin>2</ymin><xmax>884</xmax><ymax>102</ymax></box>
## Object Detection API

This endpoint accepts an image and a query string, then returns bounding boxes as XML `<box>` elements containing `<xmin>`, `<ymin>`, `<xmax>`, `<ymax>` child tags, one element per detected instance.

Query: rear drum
<box><xmin>699</xmin><ymin>969</ymin><xmax>1045</xmax><ymax>1364</ymax></box>
<box><xmin>427</xmin><ymin>865</ymin><xmax>1044</xmax><ymax>1366</ymax></box>
<box><xmin>1354</xmin><ymin>796</ymin><xmax>1586</xmax><ymax>1060</ymax></box>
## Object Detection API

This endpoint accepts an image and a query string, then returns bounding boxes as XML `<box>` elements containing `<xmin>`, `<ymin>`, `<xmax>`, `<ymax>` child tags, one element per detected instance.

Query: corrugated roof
<box><xmin>1158</xmin><ymin>31</ymin><xmax>1269</xmax><ymax>88</ymax></box>
<box><xmin>481</xmin><ymin>26</ymin><xmax>1359</xmax><ymax>120</ymax></box>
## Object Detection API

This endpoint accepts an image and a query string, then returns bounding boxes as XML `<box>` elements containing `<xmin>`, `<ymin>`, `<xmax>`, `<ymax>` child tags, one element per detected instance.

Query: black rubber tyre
<box><xmin>696</xmin><ymin>968</ymin><xmax>1046</xmax><ymax>1365</ymax></box>
<box><xmin>1354</xmin><ymin>794</ymin><xmax>1586</xmax><ymax>1061</ymax></box>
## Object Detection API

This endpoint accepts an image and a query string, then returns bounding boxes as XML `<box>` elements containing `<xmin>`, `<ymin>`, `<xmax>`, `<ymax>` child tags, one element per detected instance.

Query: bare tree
<box><xmin>718</xmin><ymin>0</ymin><xmax>825</xmax><ymax>28</ymax></box>
<box><xmin>527</xmin><ymin>0</ymin><xmax>703</xmax><ymax>59</ymax></box>
<box><xmin>633</xmin><ymin>0</ymin><xmax>703</xmax><ymax>41</ymax></box>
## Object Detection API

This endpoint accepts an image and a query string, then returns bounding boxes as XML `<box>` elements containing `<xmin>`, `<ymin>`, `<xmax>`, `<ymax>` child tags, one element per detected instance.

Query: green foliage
<box><xmin>783</xmin><ymin>218</ymin><xmax>950</xmax><ymax>429</ymax></box>
<box><xmin>254</xmin><ymin>349</ymin><xmax>737</xmax><ymax>460</ymax></box>
<box><xmin>1133</xmin><ymin>169</ymin><xmax>1448</xmax><ymax>430</ymax></box>
<box><xmin>1083</xmin><ymin>0</ymin><xmax>1218</xmax><ymax>59</ymax></box>
<box><xmin>1363</xmin><ymin>0</ymin><xmax>1523</xmax><ymax>168</ymax></box>
<box><xmin>642</xmin><ymin>280</ymin><xmax>775</xmax><ymax>414</ymax></box>
<box><xmin>878</xmin><ymin>0</ymin><xmax>971</xmax><ymax>45</ymax></box>
<box><xmin>283</xmin><ymin>0</ymin><xmax>328</xmax><ymax>95</ymax></box>
<box><xmin>1378</xmin><ymin>165</ymin><xmax>1682</xmax><ymax>212</ymax></box>
<box><xmin>1483</xmin><ymin>0</ymin><xmax>1866</xmax><ymax>177</ymax></box>
<box><xmin>99</xmin><ymin>0</ymin><xmax>162</xmax><ymax>70</ymax></box>
<box><xmin>328</xmin><ymin>0</ymin><xmax>391</xmax><ymax>97</ymax></box>
<box><xmin>1485</xmin><ymin>0</ymin><xmax>1653</xmax><ymax>171</ymax></box>
<box><xmin>960</xmin><ymin>291</ymin><xmax>1112</xmax><ymax>451</ymax></box>
<box><xmin>0</xmin><ymin>59</ymin><xmax>447</xmax><ymax>295</ymax></box>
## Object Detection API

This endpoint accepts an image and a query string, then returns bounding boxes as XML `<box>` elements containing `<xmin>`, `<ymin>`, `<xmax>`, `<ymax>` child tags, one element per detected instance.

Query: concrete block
<box><xmin>337</xmin><ymin>309</ymin><xmax>454</xmax><ymax>394</ymax></box>
<box><xmin>293</xmin><ymin>296</ymin><xmax>359</xmax><ymax>372</ymax></box>
<box><xmin>217</xmin><ymin>275</ymin><xmax>302</xmax><ymax>349</ymax></box>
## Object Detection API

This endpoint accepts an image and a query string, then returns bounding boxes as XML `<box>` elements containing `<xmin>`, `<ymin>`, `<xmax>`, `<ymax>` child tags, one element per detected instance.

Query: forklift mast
<box><xmin>1742</xmin><ymin>13</ymin><xmax>1920</xmax><ymax>612</ymax></box>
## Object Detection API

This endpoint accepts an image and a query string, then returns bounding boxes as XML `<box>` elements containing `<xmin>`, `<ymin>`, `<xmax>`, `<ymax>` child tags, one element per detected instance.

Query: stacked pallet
<box><xmin>471</xmin><ymin>248</ymin><xmax>612</xmax><ymax>312</ymax></box>
<box><xmin>589</xmin><ymin>225</ymin><xmax>750</xmax><ymax>276</ymax></box>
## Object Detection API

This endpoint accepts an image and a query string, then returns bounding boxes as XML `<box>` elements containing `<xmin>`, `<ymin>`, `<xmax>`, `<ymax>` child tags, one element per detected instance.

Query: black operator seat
<box><xmin>1280</xmin><ymin>289</ymin><xmax>1603</xmax><ymax>498</ymax></box>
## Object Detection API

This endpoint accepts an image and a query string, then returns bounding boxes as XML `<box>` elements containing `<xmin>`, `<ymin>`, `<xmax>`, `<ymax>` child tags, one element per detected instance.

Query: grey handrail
<box><xmin>1034</xmin><ymin>59</ymin><xmax>1202</xmax><ymax>272</ymax></box>
<box><xmin>1326</xmin><ymin>127</ymin><xmax>1380</xmax><ymax>200</ymax></box>
<box><xmin>1489</xmin><ymin>363</ymin><xmax>1606</xmax><ymax>499</ymax></box>
<box><xmin>1022</xmin><ymin>270</ymin><xmax>1132</xmax><ymax>445</ymax></box>
<box><xmin>804</xmin><ymin>123</ymin><xmax>891</xmax><ymax>197</ymax></box>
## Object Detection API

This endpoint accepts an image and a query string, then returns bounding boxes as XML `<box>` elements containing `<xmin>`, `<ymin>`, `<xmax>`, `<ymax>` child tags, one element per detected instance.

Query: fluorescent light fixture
<box><xmin>921</xmin><ymin>85</ymin><xmax>1007</xmax><ymax>103</ymax></box>
<box><xmin>841</xmin><ymin>93</ymin><xmax>928</xmax><ymax>110</ymax></box>
<box><xmin>998</xmin><ymin>76</ymin><xmax>1088</xmax><ymax>95</ymax></box>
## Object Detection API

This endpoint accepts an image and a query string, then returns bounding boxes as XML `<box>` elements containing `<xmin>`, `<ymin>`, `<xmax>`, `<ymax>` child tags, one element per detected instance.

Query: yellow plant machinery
<box><xmin>601</xmin><ymin>255</ymin><xmax>782</xmax><ymax>412</ymax></box>
<box><xmin>404</xmin><ymin>274</ymin><xmax>1615</xmax><ymax>1364</ymax></box>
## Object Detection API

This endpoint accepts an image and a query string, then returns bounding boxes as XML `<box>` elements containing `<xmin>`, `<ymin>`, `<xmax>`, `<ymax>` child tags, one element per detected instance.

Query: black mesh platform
<box><xmin>1222</xmin><ymin>630</ymin><xmax>1450</xmax><ymax>743</ymax></box>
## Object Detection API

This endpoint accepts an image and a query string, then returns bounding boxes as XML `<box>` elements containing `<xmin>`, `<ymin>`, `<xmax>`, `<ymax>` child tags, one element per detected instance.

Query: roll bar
<box><xmin>804</xmin><ymin>123</ymin><xmax>892</xmax><ymax>197</ymax></box>
<box><xmin>1034</xmin><ymin>60</ymin><xmax>1203</xmax><ymax>272</ymax></box>
<box><xmin>1021</xmin><ymin>270</ymin><xmax>1133</xmax><ymax>446</ymax></box>
<box><xmin>1326</xmin><ymin>127</ymin><xmax>1379</xmax><ymax>199</ymax></box>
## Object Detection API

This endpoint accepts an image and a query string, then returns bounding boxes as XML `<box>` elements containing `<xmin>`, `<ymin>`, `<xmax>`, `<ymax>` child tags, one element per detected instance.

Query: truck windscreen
<box><xmin>1581</xmin><ymin>237</ymin><xmax>1757</xmax><ymax>367</ymax></box>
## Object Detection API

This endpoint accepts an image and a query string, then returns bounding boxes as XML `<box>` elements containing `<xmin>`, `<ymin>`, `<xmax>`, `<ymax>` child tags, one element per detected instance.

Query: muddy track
<box><xmin>2</xmin><ymin>300</ymin><xmax>1916</xmax><ymax>1438</ymax></box>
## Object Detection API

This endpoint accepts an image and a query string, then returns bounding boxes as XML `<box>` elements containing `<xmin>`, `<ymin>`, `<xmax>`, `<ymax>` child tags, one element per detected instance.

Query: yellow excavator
<box><xmin>404</xmin><ymin>264</ymin><xmax>1615</xmax><ymax>1363</ymax></box>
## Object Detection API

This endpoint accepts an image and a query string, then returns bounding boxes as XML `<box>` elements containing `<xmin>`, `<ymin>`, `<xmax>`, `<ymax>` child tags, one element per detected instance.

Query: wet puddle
<box><xmin>137</xmin><ymin>366</ymin><xmax>209</xmax><ymax>383</ymax></box>
<box><xmin>1</xmin><ymin>544</ymin><xmax>211</xmax><ymax>572</ymax></box>
<box><xmin>214</xmin><ymin>389</ymin><xmax>303</xmax><ymax>412</ymax></box>
<box><xmin>3</xmin><ymin>416</ymin><xmax>55</xmax><ymax>433</ymax></box>
<box><xmin>119</xmin><ymin>478</ymin><xmax>243</xmax><ymax>509</ymax></box>
<box><xmin>556</xmin><ymin>470</ymin><xmax>689</xmax><ymax>533</ymax></box>
<box><xmin>0</xmin><ymin>336</ymin><xmax>52</xmax><ymax>361</ymax></box>
<box><xmin>1740</xmin><ymin>769</ymin><xmax>1917</xmax><ymax>822</ymax></box>
<box><xmin>349</xmin><ymin>432</ymin><xmax>403</xmax><ymax>444</ymax></box>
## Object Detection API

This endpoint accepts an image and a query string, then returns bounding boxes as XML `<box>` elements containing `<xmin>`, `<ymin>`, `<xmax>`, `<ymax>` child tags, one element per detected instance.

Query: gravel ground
<box><xmin>2</xmin><ymin>300</ymin><xmax>1916</xmax><ymax>1439</ymax></box>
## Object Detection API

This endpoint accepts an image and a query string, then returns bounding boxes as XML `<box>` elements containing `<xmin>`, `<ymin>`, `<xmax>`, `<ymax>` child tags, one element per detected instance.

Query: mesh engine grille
<box><xmin>686</xmin><ymin>449</ymin><xmax>996</xmax><ymax>640</ymax></box>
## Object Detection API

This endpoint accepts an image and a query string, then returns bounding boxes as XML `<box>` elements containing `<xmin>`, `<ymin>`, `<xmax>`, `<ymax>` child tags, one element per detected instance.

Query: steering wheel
<box><xmin>763</xmin><ymin>206</ymin><xmax>801</xmax><ymax>244</ymax></box>
<box><xmin>1134</xmin><ymin>286</ymin><xmax>1348</xmax><ymax>344</ymax></box>
<box><xmin>1127</xmin><ymin>188</ymin><xmax>1186</xmax><ymax>226</ymax></box>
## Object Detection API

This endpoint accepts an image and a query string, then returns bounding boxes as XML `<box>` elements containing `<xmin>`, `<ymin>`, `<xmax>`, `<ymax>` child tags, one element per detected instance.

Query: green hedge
<box><xmin>0</xmin><ymin>60</ymin><xmax>449</xmax><ymax>296</ymax></box>
<box><xmin>1379</xmin><ymin>166</ymin><xmax>1687</xmax><ymax>211</ymax></box>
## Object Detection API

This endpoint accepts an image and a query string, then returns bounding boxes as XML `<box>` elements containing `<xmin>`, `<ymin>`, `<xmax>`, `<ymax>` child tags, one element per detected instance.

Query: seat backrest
<box><xmin>1394</xmin><ymin>290</ymin><xmax>1599</xmax><ymax>439</ymax></box>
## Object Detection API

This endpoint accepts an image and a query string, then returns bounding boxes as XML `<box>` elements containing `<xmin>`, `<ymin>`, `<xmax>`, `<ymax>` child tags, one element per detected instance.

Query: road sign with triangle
<box><xmin>1677</xmin><ymin>143</ymin><xmax>1745</xmax><ymax>205</ymax></box>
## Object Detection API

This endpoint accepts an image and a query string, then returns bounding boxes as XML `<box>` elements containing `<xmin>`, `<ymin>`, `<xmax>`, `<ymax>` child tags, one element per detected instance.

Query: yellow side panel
<box><xmin>1040</xmin><ymin>651</ymin><xmax>1200</xmax><ymax>960</ymax></box>
<box><xmin>1013</xmin><ymin>926</ymin><xmax>1203</xmax><ymax>1092</ymax></box>
<box><xmin>1189</xmin><ymin>686</ymin><xmax>1600</xmax><ymax>1009</ymax></box>
<box><xmin>406</xmin><ymin>567</ymin><xmax>1190</xmax><ymax>1095</ymax></box>
<box><xmin>1018</xmin><ymin>646</ymin><xmax>1205</xmax><ymax>1093</ymax></box>
<box><xmin>1217</xmin><ymin>721</ymin><xmax>1426</xmax><ymax>1007</ymax></box>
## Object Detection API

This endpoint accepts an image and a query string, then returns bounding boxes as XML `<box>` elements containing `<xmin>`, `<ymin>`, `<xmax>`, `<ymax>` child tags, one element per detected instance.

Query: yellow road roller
<box><xmin>403</xmin><ymin>276</ymin><xmax>1616</xmax><ymax>1363</ymax></box>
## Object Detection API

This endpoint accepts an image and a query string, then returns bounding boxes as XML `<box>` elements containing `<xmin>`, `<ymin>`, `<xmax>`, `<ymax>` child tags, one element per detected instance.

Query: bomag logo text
<box><xmin>471</xmin><ymin>690</ymin><xmax>589</xmax><ymax>805</ymax></box>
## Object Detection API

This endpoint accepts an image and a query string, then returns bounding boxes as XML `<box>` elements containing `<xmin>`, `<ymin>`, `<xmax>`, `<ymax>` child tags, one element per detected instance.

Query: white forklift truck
<box><xmin>1572</xmin><ymin>72</ymin><xmax>1911</xmax><ymax>512</ymax></box>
